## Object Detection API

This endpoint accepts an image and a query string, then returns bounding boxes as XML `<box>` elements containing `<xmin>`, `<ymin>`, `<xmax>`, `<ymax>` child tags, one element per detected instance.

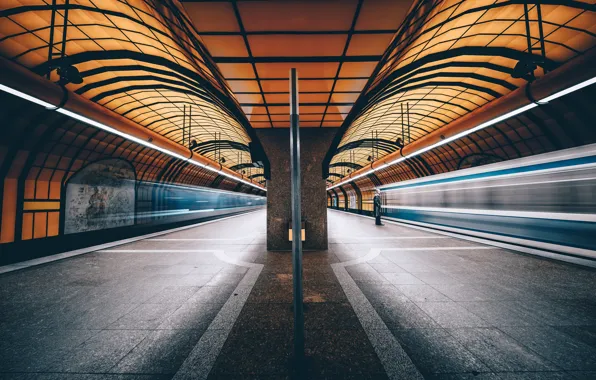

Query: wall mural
<box><xmin>64</xmin><ymin>159</ymin><xmax>136</xmax><ymax>234</ymax></box>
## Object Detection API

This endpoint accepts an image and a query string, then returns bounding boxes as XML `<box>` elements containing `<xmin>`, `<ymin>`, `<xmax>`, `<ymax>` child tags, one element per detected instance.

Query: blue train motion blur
<box><xmin>136</xmin><ymin>182</ymin><xmax>266</xmax><ymax>226</ymax></box>
<box><xmin>380</xmin><ymin>144</ymin><xmax>596</xmax><ymax>264</ymax></box>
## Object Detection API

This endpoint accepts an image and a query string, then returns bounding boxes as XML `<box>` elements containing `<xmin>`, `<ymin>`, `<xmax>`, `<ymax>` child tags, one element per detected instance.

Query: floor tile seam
<box><xmin>106</xmin><ymin>298</ymin><xmax>190</xmax><ymax>331</ymax></box>
<box><xmin>490</xmin><ymin>325</ymin><xmax>574</xmax><ymax>371</ymax></box>
<box><xmin>331</xmin><ymin>248</ymin><xmax>424</xmax><ymax>380</ymax></box>
<box><xmin>172</xmin><ymin>260</ymin><xmax>263</xmax><ymax>380</ymax></box>
<box><xmin>105</xmin><ymin>328</ymin><xmax>163</xmax><ymax>375</ymax></box>
<box><xmin>440</xmin><ymin>326</ymin><xmax>565</xmax><ymax>373</ymax></box>
<box><xmin>389</xmin><ymin>325</ymin><xmax>498</xmax><ymax>371</ymax></box>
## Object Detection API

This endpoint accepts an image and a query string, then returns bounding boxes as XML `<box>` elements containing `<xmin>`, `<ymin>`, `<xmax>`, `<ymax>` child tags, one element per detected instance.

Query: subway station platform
<box><xmin>1</xmin><ymin>210</ymin><xmax>596</xmax><ymax>380</ymax></box>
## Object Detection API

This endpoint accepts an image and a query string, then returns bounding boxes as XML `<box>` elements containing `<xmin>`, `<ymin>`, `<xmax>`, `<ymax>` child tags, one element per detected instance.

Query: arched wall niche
<box><xmin>64</xmin><ymin>159</ymin><xmax>136</xmax><ymax>234</ymax></box>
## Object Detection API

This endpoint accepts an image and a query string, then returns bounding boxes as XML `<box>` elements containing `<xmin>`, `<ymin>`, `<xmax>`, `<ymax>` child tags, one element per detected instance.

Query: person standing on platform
<box><xmin>373</xmin><ymin>189</ymin><xmax>383</xmax><ymax>226</ymax></box>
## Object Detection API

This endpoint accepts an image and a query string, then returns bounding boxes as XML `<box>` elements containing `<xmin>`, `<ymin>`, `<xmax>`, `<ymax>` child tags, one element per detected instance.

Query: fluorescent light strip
<box><xmin>0</xmin><ymin>85</ymin><xmax>265</xmax><ymax>191</ymax></box>
<box><xmin>0</xmin><ymin>84</ymin><xmax>55</xmax><ymax>109</ymax></box>
<box><xmin>327</xmin><ymin>76</ymin><xmax>596</xmax><ymax>190</ymax></box>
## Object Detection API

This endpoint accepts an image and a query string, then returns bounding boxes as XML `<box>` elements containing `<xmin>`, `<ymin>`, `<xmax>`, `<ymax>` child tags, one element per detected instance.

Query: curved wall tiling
<box><xmin>0</xmin><ymin>94</ymin><xmax>265</xmax><ymax>263</ymax></box>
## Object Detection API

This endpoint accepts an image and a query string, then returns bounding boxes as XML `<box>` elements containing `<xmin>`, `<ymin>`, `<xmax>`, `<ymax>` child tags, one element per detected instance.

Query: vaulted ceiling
<box><xmin>1</xmin><ymin>0</ymin><xmax>595</xmax><ymax>190</ymax></box>
<box><xmin>325</xmin><ymin>0</ymin><xmax>596</xmax><ymax>185</ymax></box>
<box><xmin>181</xmin><ymin>0</ymin><xmax>412</xmax><ymax>128</ymax></box>
<box><xmin>0</xmin><ymin>0</ymin><xmax>265</xmax><ymax>183</ymax></box>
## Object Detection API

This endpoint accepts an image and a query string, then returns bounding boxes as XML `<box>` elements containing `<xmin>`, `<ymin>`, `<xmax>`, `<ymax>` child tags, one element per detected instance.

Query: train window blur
<box><xmin>136</xmin><ymin>182</ymin><xmax>265</xmax><ymax>226</ymax></box>
<box><xmin>380</xmin><ymin>145</ymin><xmax>596</xmax><ymax>251</ymax></box>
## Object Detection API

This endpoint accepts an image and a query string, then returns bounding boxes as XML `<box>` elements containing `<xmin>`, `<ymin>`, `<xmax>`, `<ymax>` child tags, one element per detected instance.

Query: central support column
<box><xmin>256</xmin><ymin>129</ymin><xmax>336</xmax><ymax>251</ymax></box>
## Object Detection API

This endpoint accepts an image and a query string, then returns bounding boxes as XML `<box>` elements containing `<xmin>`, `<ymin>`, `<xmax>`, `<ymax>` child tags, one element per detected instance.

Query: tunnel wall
<box><xmin>328</xmin><ymin>84</ymin><xmax>596</xmax><ymax>214</ymax></box>
<box><xmin>0</xmin><ymin>94</ymin><xmax>265</xmax><ymax>264</ymax></box>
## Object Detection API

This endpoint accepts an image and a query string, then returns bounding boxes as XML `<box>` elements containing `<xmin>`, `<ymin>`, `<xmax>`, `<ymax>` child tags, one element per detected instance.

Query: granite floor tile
<box><xmin>49</xmin><ymin>329</ymin><xmax>150</xmax><ymax>373</ymax></box>
<box><xmin>157</xmin><ymin>301</ymin><xmax>222</xmax><ymax>329</ymax></box>
<box><xmin>382</xmin><ymin>272</ymin><xmax>425</xmax><ymax>285</ymax></box>
<box><xmin>499</xmin><ymin>326</ymin><xmax>596</xmax><ymax>370</ymax></box>
<box><xmin>376</xmin><ymin>300</ymin><xmax>441</xmax><ymax>329</ymax></box>
<box><xmin>144</xmin><ymin>286</ymin><xmax>200</xmax><ymax>305</ymax></box>
<box><xmin>447</xmin><ymin>327</ymin><xmax>558</xmax><ymax>372</ymax></box>
<box><xmin>110</xmin><ymin>328</ymin><xmax>205</xmax><ymax>374</ymax></box>
<box><xmin>396</xmin><ymin>284</ymin><xmax>451</xmax><ymax>303</ymax></box>
<box><xmin>390</xmin><ymin>328</ymin><xmax>489</xmax><ymax>375</ymax></box>
<box><xmin>417</xmin><ymin>302</ymin><xmax>490</xmax><ymax>328</ymax></box>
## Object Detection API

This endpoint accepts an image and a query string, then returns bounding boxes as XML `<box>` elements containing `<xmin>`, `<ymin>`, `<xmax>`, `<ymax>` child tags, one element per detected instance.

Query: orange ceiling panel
<box><xmin>261</xmin><ymin>80</ymin><xmax>335</xmax><ymax>93</ymax></box>
<box><xmin>233</xmin><ymin>93</ymin><xmax>263</xmax><ymax>104</ymax></box>
<box><xmin>299</xmin><ymin>93</ymin><xmax>333</xmax><ymax>104</ymax></box>
<box><xmin>270</xmin><ymin>115</ymin><xmax>291</xmax><ymax>122</ymax></box>
<box><xmin>267</xmin><ymin>106</ymin><xmax>291</xmax><ymax>115</ymax></box>
<box><xmin>249</xmin><ymin>114</ymin><xmax>271</xmax><ymax>122</ymax></box>
<box><xmin>263</xmin><ymin>93</ymin><xmax>290</xmax><ymax>104</ymax></box>
<box><xmin>248</xmin><ymin>35</ymin><xmax>348</xmax><ymax>57</ymax></box>
<box><xmin>216</xmin><ymin>63</ymin><xmax>256</xmax><ymax>79</ymax></box>
<box><xmin>227</xmin><ymin>80</ymin><xmax>262</xmax><ymax>94</ymax></box>
<box><xmin>255</xmin><ymin>62</ymin><xmax>340</xmax><ymax>79</ymax></box>
<box><xmin>323</xmin><ymin>114</ymin><xmax>345</xmax><ymax>122</ymax></box>
<box><xmin>237</xmin><ymin>1</ymin><xmax>358</xmax><ymax>31</ymax></box>
<box><xmin>334</xmin><ymin>79</ymin><xmax>368</xmax><ymax>92</ymax></box>
<box><xmin>300</xmin><ymin>106</ymin><xmax>328</xmax><ymax>114</ymax></box>
<box><xmin>347</xmin><ymin>34</ymin><xmax>395</xmax><ymax>56</ymax></box>
<box><xmin>300</xmin><ymin>114</ymin><xmax>324</xmax><ymax>122</ymax></box>
<box><xmin>251</xmin><ymin>121</ymin><xmax>273</xmax><ymax>128</ymax></box>
<box><xmin>331</xmin><ymin>93</ymin><xmax>360</xmax><ymax>103</ymax></box>
<box><xmin>355</xmin><ymin>0</ymin><xmax>413</xmax><ymax>31</ymax></box>
<box><xmin>200</xmin><ymin>35</ymin><xmax>249</xmax><ymax>57</ymax></box>
<box><xmin>260</xmin><ymin>80</ymin><xmax>290</xmax><ymax>93</ymax></box>
<box><xmin>244</xmin><ymin>105</ymin><xmax>267</xmax><ymax>115</ymax></box>
<box><xmin>181</xmin><ymin>2</ymin><xmax>240</xmax><ymax>32</ymax></box>
<box><xmin>338</xmin><ymin>62</ymin><xmax>379</xmax><ymax>78</ymax></box>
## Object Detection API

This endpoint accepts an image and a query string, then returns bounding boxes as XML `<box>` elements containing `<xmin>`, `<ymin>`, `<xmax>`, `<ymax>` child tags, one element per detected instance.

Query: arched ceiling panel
<box><xmin>328</xmin><ymin>0</ymin><xmax>596</xmax><ymax>184</ymax></box>
<box><xmin>0</xmin><ymin>0</ymin><xmax>264</xmax><ymax>180</ymax></box>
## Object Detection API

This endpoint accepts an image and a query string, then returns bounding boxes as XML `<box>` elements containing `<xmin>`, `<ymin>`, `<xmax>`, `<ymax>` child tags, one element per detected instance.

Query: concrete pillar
<box><xmin>256</xmin><ymin>128</ymin><xmax>336</xmax><ymax>251</ymax></box>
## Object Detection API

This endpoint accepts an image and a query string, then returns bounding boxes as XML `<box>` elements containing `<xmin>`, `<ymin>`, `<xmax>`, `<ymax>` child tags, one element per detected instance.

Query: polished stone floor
<box><xmin>1</xmin><ymin>209</ymin><xmax>595</xmax><ymax>379</ymax></box>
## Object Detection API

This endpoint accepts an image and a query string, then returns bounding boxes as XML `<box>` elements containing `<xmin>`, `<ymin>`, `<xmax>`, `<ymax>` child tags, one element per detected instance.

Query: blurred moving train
<box><xmin>380</xmin><ymin>144</ymin><xmax>596</xmax><ymax>264</ymax></box>
<box><xmin>136</xmin><ymin>182</ymin><xmax>266</xmax><ymax>226</ymax></box>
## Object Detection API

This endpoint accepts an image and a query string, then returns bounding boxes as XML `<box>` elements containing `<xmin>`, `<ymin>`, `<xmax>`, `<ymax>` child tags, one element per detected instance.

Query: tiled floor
<box><xmin>329</xmin><ymin>210</ymin><xmax>596</xmax><ymax>380</ymax></box>
<box><xmin>0</xmin><ymin>212</ymin><xmax>267</xmax><ymax>380</ymax></box>
<box><xmin>1</xmin><ymin>209</ymin><xmax>596</xmax><ymax>379</ymax></box>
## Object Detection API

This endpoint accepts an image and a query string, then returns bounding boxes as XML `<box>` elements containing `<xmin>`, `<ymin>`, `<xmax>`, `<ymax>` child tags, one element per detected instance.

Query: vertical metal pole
<box><xmin>60</xmin><ymin>0</ymin><xmax>70</xmax><ymax>58</ymax></box>
<box><xmin>523</xmin><ymin>1</ymin><xmax>533</xmax><ymax>56</ymax></box>
<box><xmin>289</xmin><ymin>68</ymin><xmax>304</xmax><ymax>363</ymax></box>
<box><xmin>401</xmin><ymin>103</ymin><xmax>404</xmax><ymax>143</ymax></box>
<box><xmin>188</xmin><ymin>105</ymin><xmax>192</xmax><ymax>147</ymax></box>
<box><xmin>407</xmin><ymin>102</ymin><xmax>411</xmax><ymax>144</ymax></box>
<box><xmin>47</xmin><ymin>0</ymin><xmax>57</xmax><ymax>79</ymax></box>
